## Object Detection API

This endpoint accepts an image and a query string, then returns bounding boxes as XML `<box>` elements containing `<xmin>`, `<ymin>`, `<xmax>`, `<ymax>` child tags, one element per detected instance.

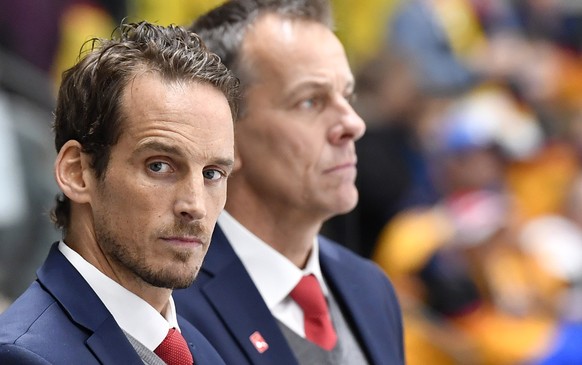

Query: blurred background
<box><xmin>2</xmin><ymin>0</ymin><xmax>582</xmax><ymax>363</ymax></box>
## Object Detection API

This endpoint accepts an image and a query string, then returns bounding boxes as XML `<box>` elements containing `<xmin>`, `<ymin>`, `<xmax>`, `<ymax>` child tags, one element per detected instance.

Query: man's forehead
<box><xmin>246</xmin><ymin>17</ymin><xmax>347</xmax><ymax>64</ymax></box>
<box><xmin>246</xmin><ymin>14</ymin><xmax>327</xmax><ymax>47</ymax></box>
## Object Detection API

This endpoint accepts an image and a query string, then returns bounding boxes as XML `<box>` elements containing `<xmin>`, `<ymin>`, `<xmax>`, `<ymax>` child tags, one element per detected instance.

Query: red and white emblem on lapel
<box><xmin>249</xmin><ymin>331</ymin><xmax>269</xmax><ymax>353</ymax></box>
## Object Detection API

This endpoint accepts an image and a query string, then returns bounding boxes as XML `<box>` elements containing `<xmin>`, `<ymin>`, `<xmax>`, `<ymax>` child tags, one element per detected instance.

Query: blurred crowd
<box><xmin>3</xmin><ymin>0</ymin><xmax>582</xmax><ymax>363</ymax></box>
<box><xmin>323</xmin><ymin>0</ymin><xmax>582</xmax><ymax>363</ymax></box>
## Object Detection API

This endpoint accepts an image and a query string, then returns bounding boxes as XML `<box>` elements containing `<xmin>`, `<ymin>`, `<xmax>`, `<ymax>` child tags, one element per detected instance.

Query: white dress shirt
<box><xmin>218</xmin><ymin>210</ymin><xmax>329</xmax><ymax>337</ymax></box>
<box><xmin>58</xmin><ymin>241</ymin><xmax>180</xmax><ymax>351</ymax></box>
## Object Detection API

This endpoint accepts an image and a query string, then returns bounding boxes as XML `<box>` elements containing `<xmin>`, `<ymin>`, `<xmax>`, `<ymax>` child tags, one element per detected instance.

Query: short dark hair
<box><xmin>51</xmin><ymin>21</ymin><xmax>240</xmax><ymax>231</ymax></box>
<box><xmin>189</xmin><ymin>0</ymin><xmax>332</xmax><ymax>116</ymax></box>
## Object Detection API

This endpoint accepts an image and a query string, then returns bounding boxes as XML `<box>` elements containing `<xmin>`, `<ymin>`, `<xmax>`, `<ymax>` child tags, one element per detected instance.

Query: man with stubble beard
<box><xmin>0</xmin><ymin>21</ymin><xmax>239</xmax><ymax>365</ymax></box>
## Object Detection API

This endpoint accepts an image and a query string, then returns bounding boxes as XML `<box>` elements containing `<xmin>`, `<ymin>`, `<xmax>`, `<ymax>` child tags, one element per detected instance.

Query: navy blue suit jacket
<box><xmin>174</xmin><ymin>226</ymin><xmax>405</xmax><ymax>365</ymax></box>
<box><xmin>0</xmin><ymin>243</ymin><xmax>225</xmax><ymax>365</ymax></box>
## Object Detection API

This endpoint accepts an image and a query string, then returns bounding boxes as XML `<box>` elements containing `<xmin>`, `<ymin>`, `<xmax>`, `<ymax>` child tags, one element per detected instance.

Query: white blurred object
<box><xmin>0</xmin><ymin>93</ymin><xmax>27</xmax><ymax>227</ymax></box>
<box><xmin>445</xmin><ymin>189</ymin><xmax>509</xmax><ymax>247</ymax></box>
<box><xmin>519</xmin><ymin>215</ymin><xmax>582</xmax><ymax>282</ymax></box>
<box><xmin>440</xmin><ymin>87</ymin><xmax>544</xmax><ymax>160</ymax></box>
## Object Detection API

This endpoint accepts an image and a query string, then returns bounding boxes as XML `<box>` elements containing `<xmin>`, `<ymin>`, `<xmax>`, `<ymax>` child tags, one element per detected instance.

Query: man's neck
<box><xmin>225</xmin><ymin>207</ymin><xmax>321</xmax><ymax>268</ymax></box>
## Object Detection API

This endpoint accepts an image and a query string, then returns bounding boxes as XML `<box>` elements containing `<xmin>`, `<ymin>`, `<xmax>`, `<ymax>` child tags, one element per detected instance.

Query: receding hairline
<box><xmin>239</xmin><ymin>14</ymin><xmax>342</xmax><ymax>82</ymax></box>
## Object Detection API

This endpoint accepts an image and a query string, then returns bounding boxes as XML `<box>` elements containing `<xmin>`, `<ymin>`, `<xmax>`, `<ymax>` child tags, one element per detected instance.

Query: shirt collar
<box><xmin>58</xmin><ymin>241</ymin><xmax>179</xmax><ymax>351</ymax></box>
<box><xmin>217</xmin><ymin>211</ymin><xmax>328</xmax><ymax>310</ymax></box>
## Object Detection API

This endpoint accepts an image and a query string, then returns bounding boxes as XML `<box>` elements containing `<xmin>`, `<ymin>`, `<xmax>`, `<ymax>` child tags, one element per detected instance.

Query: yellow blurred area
<box><xmin>507</xmin><ymin>142</ymin><xmax>579</xmax><ymax>220</ymax></box>
<box><xmin>451</xmin><ymin>305</ymin><xmax>555</xmax><ymax>365</ymax></box>
<box><xmin>401</xmin><ymin>304</ymin><xmax>555</xmax><ymax>365</ymax></box>
<box><xmin>128</xmin><ymin>0</ymin><xmax>227</xmax><ymax>26</ymax></box>
<box><xmin>373</xmin><ymin>207</ymin><xmax>453</xmax><ymax>277</ymax></box>
<box><xmin>431</xmin><ymin>0</ymin><xmax>485</xmax><ymax>57</ymax></box>
<box><xmin>332</xmin><ymin>0</ymin><xmax>400</xmax><ymax>68</ymax></box>
<box><xmin>52</xmin><ymin>0</ymin><xmax>227</xmax><ymax>88</ymax></box>
<box><xmin>373</xmin><ymin>187</ymin><xmax>567</xmax><ymax>364</ymax></box>
<box><xmin>51</xmin><ymin>4</ymin><xmax>116</xmax><ymax>87</ymax></box>
<box><xmin>52</xmin><ymin>0</ymin><xmax>401</xmax><ymax>88</ymax></box>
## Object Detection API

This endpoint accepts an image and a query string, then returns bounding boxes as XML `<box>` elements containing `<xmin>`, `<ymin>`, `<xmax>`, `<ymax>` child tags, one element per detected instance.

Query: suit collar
<box><xmin>318</xmin><ymin>237</ymin><xmax>387</xmax><ymax>364</ymax></box>
<box><xmin>200</xmin><ymin>227</ymin><xmax>299</xmax><ymax>365</ymax></box>
<box><xmin>37</xmin><ymin>243</ymin><xmax>114</xmax><ymax>330</ymax></box>
<box><xmin>36</xmin><ymin>243</ymin><xmax>149</xmax><ymax>365</ymax></box>
<box><xmin>58</xmin><ymin>241</ymin><xmax>177</xmax><ymax>350</ymax></box>
<box><xmin>217</xmin><ymin>215</ymin><xmax>328</xmax><ymax>306</ymax></box>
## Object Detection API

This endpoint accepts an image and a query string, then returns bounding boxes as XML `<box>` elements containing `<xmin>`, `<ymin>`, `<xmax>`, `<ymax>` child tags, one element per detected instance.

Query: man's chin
<box><xmin>334</xmin><ymin>190</ymin><xmax>359</xmax><ymax>215</ymax></box>
<box><xmin>143</xmin><ymin>269</ymin><xmax>199</xmax><ymax>290</ymax></box>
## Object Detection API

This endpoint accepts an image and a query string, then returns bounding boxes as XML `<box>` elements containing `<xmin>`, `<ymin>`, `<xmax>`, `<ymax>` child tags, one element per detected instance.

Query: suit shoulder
<box><xmin>319</xmin><ymin>236</ymin><xmax>398</xmax><ymax>295</ymax></box>
<box><xmin>319</xmin><ymin>236</ymin><xmax>384</xmax><ymax>272</ymax></box>
<box><xmin>0</xmin><ymin>343</ymin><xmax>52</xmax><ymax>364</ymax></box>
<box><xmin>0</xmin><ymin>281</ymin><xmax>72</xmax><ymax>350</ymax></box>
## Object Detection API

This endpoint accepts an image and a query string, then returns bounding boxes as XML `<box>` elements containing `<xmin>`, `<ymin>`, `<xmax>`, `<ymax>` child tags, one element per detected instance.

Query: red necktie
<box><xmin>154</xmin><ymin>328</ymin><xmax>194</xmax><ymax>365</ymax></box>
<box><xmin>290</xmin><ymin>274</ymin><xmax>338</xmax><ymax>350</ymax></box>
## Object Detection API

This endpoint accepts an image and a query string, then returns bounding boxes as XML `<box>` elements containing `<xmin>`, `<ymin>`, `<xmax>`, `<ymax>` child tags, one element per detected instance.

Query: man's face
<box><xmin>90</xmin><ymin>74</ymin><xmax>234</xmax><ymax>289</ymax></box>
<box><xmin>235</xmin><ymin>15</ymin><xmax>366</xmax><ymax>222</ymax></box>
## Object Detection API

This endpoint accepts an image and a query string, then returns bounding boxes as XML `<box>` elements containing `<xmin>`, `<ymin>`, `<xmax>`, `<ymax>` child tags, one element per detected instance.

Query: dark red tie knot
<box><xmin>154</xmin><ymin>328</ymin><xmax>194</xmax><ymax>365</ymax></box>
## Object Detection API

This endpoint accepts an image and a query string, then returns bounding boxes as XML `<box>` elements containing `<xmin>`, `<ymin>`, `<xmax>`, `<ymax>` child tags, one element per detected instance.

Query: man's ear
<box><xmin>54</xmin><ymin>140</ymin><xmax>94</xmax><ymax>204</ymax></box>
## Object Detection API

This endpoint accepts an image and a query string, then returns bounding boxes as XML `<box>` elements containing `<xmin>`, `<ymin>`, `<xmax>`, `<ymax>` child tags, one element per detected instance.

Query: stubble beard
<box><xmin>95</xmin><ymin>221</ymin><xmax>200</xmax><ymax>290</ymax></box>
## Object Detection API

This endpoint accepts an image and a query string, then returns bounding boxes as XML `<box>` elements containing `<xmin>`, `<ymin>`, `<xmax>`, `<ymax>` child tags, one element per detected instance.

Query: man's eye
<box><xmin>148</xmin><ymin>161</ymin><xmax>172</xmax><ymax>173</ymax></box>
<box><xmin>298</xmin><ymin>96</ymin><xmax>323</xmax><ymax>110</ymax></box>
<box><xmin>203</xmin><ymin>169</ymin><xmax>224</xmax><ymax>181</ymax></box>
<box><xmin>299</xmin><ymin>98</ymin><xmax>316</xmax><ymax>109</ymax></box>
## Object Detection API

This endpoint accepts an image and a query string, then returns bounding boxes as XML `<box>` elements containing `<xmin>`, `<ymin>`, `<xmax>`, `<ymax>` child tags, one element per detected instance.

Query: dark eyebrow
<box><xmin>135</xmin><ymin>140</ymin><xmax>183</xmax><ymax>157</ymax></box>
<box><xmin>135</xmin><ymin>140</ymin><xmax>235</xmax><ymax>171</ymax></box>
<box><xmin>288</xmin><ymin>80</ymin><xmax>330</xmax><ymax>96</ymax></box>
<box><xmin>285</xmin><ymin>78</ymin><xmax>355</xmax><ymax>100</ymax></box>
<box><xmin>213</xmin><ymin>157</ymin><xmax>235</xmax><ymax>172</ymax></box>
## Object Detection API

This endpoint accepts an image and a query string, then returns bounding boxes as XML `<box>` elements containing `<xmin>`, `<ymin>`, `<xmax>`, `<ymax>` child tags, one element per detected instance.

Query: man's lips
<box><xmin>323</xmin><ymin>161</ymin><xmax>357</xmax><ymax>174</ymax></box>
<box><xmin>160</xmin><ymin>236</ymin><xmax>203</xmax><ymax>246</ymax></box>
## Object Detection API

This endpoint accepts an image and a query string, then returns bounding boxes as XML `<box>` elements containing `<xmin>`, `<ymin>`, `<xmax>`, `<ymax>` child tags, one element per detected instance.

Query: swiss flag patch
<box><xmin>249</xmin><ymin>331</ymin><xmax>269</xmax><ymax>353</ymax></box>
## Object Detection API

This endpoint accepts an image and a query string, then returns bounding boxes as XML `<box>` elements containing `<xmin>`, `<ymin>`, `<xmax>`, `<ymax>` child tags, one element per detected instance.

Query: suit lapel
<box><xmin>178</xmin><ymin>316</ymin><xmax>228</xmax><ymax>365</ymax></box>
<box><xmin>200</xmin><ymin>228</ymin><xmax>298</xmax><ymax>365</ymax></box>
<box><xmin>86</xmin><ymin>316</ymin><xmax>146</xmax><ymax>364</ymax></box>
<box><xmin>37</xmin><ymin>243</ymin><xmax>145</xmax><ymax>365</ymax></box>
<box><xmin>319</xmin><ymin>237</ymin><xmax>385</xmax><ymax>364</ymax></box>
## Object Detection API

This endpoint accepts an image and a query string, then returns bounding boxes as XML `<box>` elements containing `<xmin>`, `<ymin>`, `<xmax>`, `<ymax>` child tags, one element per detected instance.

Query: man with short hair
<box><xmin>174</xmin><ymin>1</ymin><xmax>405</xmax><ymax>364</ymax></box>
<box><xmin>0</xmin><ymin>21</ymin><xmax>239</xmax><ymax>364</ymax></box>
